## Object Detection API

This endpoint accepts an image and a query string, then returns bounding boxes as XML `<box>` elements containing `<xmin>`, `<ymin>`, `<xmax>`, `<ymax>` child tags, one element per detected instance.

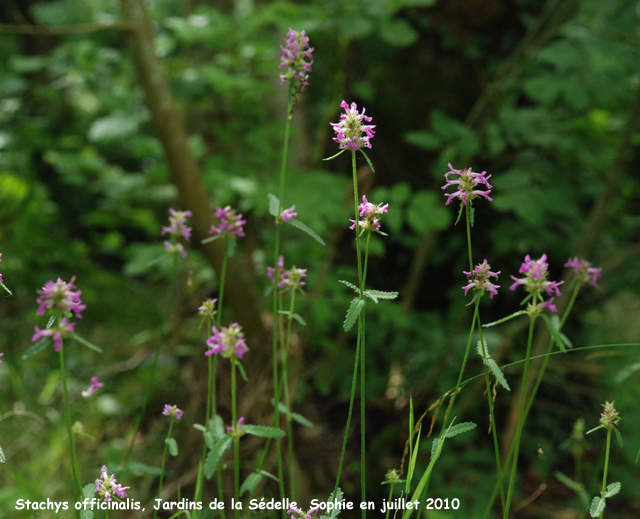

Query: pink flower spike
<box><xmin>442</xmin><ymin>163</ymin><xmax>492</xmax><ymax>206</ymax></box>
<box><xmin>209</xmin><ymin>206</ymin><xmax>246</xmax><ymax>238</ymax></box>
<box><xmin>162</xmin><ymin>404</ymin><xmax>183</xmax><ymax>420</ymax></box>
<box><xmin>279</xmin><ymin>28</ymin><xmax>314</xmax><ymax>102</ymax></box>
<box><xmin>206</xmin><ymin>323</ymin><xmax>249</xmax><ymax>361</ymax></box>
<box><xmin>36</xmin><ymin>277</ymin><xmax>86</xmax><ymax>318</ymax></box>
<box><xmin>331</xmin><ymin>100</ymin><xmax>376</xmax><ymax>151</ymax></box>
<box><xmin>565</xmin><ymin>257</ymin><xmax>602</xmax><ymax>287</ymax></box>
<box><xmin>462</xmin><ymin>260</ymin><xmax>501</xmax><ymax>299</ymax></box>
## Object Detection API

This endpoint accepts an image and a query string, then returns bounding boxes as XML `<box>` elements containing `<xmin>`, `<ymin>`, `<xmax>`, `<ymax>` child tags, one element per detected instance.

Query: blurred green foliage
<box><xmin>0</xmin><ymin>0</ymin><xmax>639</xmax><ymax>517</ymax></box>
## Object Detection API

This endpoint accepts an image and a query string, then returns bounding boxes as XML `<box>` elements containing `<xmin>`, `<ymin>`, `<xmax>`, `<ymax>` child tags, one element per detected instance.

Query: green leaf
<box><xmin>258</xmin><ymin>469</ymin><xmax>279</xmax><ymax>482</ymax></box>
<box><xmin>483</xmin><ymin>311</ymin><xmax>528</xmax><ymax>328</ymax></box>
<box><xmin>338</xmin><ymin>280</ymin><xmax>359</xmax><ymax>293</ymax></box>
<box><xmin>22</xmin><ymin>337</ymin><xmax>53</xmax><ymax>360</ymax></box>
<box><xmin>80</xmin><ymin>509</ymin><xmax>94</xmax><ymax>519</ymax></box>
<box><xmin>240</xmin><ymin>473</ymin><xmax>262</xmax><ymax>495</ymax></box>
<box><xmin>286</xmin><ymin>218</ymin><xmax>326</xmax><ymax>246</ymax></box>
<box><xmin>276</xmin><ymin>402</ymin><xmax>314</xmax><ymax>427</ymax></box>
<box><xmin>237</xmin><ymin>362</ymin><xmax>249</xmax><ymax>383</ymax></box>
<box><xmin>444</xmin><ymin>422</ymin><xmax>477</xmax><ymax>438</ymax></box>
<box><xmin>242</xmin><ymin>425</ymin><xmax>285</xmax><ymax>439</ymax></box>
<box><xmin>364</xmin><ymin>289</ymin><xmax>398</xmax><ymax>303</ymax></box>
<box><xmin>615</xmin><ymin>428</ymin><xmax>623</xmax><ymax>447</ymax></box>
<box><xmin>430</xmin><ymin>437</ymin><xmax>443</xmax><ymax>459</ymax></box>
<box><xmin>406</xmin><ymin>424</ymin><xmax>422</xmax><ymax>492</ymax></box>
<box><xmin>477</xmin><ymin>339</ymin><xmax>489</xmax><ymax>359</ymax></box>
<box><xmin>167</xmin><ymin>437</ymin><xmax>178</xmax><ymax>456</ymax></box>
<box><xmin>70</xmin><ymin>332</ymin><xmax>103</xmax><ymax>353</ymax></box>
<box><xmin>126</xmin><ymin>461</ymin><xmax>162</xmax><ymax>476</ymax></box>
<box><xmin>454</xmin><ymin>201</ymin><xmax>464</xmax><ymax>226</ymax></box>
<box><xmin>268</xmin><ymin>193</ymin><xmax>280</xmax><ymax>217</ymax></box>
<box><xmin>469</xmin><ymin>203</ymin><xmax>475</xmax><ymax>227</ymax></box>
<box><xmin>204</xmin><ymin>431</ymin><xmax>214</xmax><ymax>450</ymax></box>
<box><xmin>0</xmin><ymin>445</ymin><xmax>5</xmax><ymax>463</ymax></box>
<box><xmin>590</xmin><ymin>496</ymin><xmax>605</xmax><ymax>517</ymax></box>
<box><xmin>605</xmin><ymin>482</ymin><xmax>620</xmax><ymax>498</ymax></box>
<box><xmin>324</xmin><ymin>488</ymin><xmax>344</xmax><ymax>519</ymax></box>
<box><xmin>487</xmin><ymin>359</ymin><xmax>511</xmax><ymax>391</ymax></box>
<box><xmin>201</xmin><ymin>234</ymin><xmax>223</xmax><ymax>244</ymax></box>
<box><xmin>0</xmin><ymin>281</ymin><xmax>13</xmax><ymax>296</ymax></box>
<box><xmin>193</xmin><ymin>424</ymin><xmax>206</xmax><ymax>432</ymax></box>
<box><xmin>555</xmin><ymin>471</ymin><xmax>583</xmax><ymax>492</ymax></box>
<box><xmin>226</xmin><ymin>237</ymin><xmax>236</xmax><ymax>258</ymax></box>
<box><xmin>205</xmin><ymin>436</ymin><xmax>232</xmax><ymax>479</ymax></box>
<box><xmin>277</xmin><ymin>310</ymin><xmax>307</xmax><ymax>326</ymax></box>
<box><xmin>541</xmin><ymin>314</ymin><xmax>567</xmax><ymax>353</ymax></box>
<box><xmin>209</xmin><ymin>415</ymin><xmax>225</xmax><ymax>440</ymax></box>
<box><xmin>359</xmin><ymin>149</ymin><xmax>375</xmax><ymax>173</ymax></box>
<box><xmin>46</xmin><ymin>314</ymin><xmax>56</xmax><ymax>329</ymax></box>
<box><xmin>343</xmin><ymin>297</ymin><xmax>365</xmax><ymax>332</ymax></box>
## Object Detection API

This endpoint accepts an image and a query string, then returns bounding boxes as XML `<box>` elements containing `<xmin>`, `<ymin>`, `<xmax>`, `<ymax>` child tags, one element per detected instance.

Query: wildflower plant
<box><xmin>587</xmin><ymin>402</ymin><xmax>623</xmax><ymax>518</ymax></box>
<box><xmin>95</xmin><ymin>465</ymin><xmax>130</xmax><ymax>502</ymax></box>
<box><xmin>155</xmin><ymin>405</ymin><xmax>181</xmax><ymax>519</ymax></box>
<box><xmin>279</xmin><ymin>28</ymin><xmax>314</xmax><ymax>105</ymax></box>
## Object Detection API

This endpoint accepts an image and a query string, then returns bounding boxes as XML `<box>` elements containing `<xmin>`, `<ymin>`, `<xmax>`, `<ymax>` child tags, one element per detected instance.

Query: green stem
<box><xmin>600</xmin><ymin>429</ymin><xmax>612</xmax><ymax>518</ymax></box>
<box><xmin>465</xmin><ymin>203</ymin><xmax>473</xmax><ymax>271</ymax></box>
<box><xmin>477</xmin><ymin>309</ymin><xmax>506</xmax><ymax>514</ymax></box>
<box><xmin>155</xmin><ymin>416</ymin><xmax>175</xmax><ymax>519</ymax></box>
<box><xmin>59</xmin><ymin>337</ymin><xmax>83</xmax><ymax>508</ymax></box>
<box><xmin>123</xmin><ymin>253</ymin><xmax>178</xmax><ymax>464</ymax></box>
<box><xmin>232</xmin><ymin>361</ymin><xmax>240</xmax><ymax>519</ymax></box>
<box><xmin>504</xmin><ymin>316</ymin><xmax>537</xmax><ymax>518</ymax></box>
<box><xmin>385</xmin><ymin>484</ymin><xmax>394</xmax><ymax>519</ymax></box>
<box><xmin>360</xmin><ymin>233</ymin><xmax>371</xmax><ymax>519</ymax></box>
<box><xmin>282</xmin><ymin>290</ymin><xmax>296</xmax><ymax>499</ymax></box>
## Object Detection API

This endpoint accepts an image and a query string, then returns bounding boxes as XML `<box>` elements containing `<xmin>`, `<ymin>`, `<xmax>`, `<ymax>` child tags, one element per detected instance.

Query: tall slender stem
<box><xmin>465</xmin><ymin>203</ymin><xmax>473</xmax><ymax>271</ymax></box>
<box><xmin>282</xmin><ymin>290</ymin><xmax>296</xmax><ymax>499</ymax></box>
<box><xmin>123</xmin><ymin>253</ymin><xmax>178</xmax><ymax>464</ymax></box>
<box><xmin>59</xmin><ymin>338</ymin><xmax>83</xmax><ymax>507</ymax></box>
<box><xmin>599</xmin><ymin>429</ymin><xmax>612</xmax><ymax>519</ymax></box>
<box><xmin>360</xmin><ymin>232</ymin><xmax>371</xmax><ymax>519</ymax></box>
<box><xmin>504</xmin><ymin>316</ymin><xmax>537</xmax><ymax>518</ymax></box>
<box><xmin>232</xmin><ymin>361</ymin><xmax>240</xmax><ymax>519</ymax></box>
<box><xmin>155</xmin><ymin>416</ymin><xmax>175</xmax><ymax>519</ymax></box>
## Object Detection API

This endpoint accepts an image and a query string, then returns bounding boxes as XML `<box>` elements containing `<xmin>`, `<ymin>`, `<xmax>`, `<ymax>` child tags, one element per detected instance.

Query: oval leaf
<box><xmin>167</xmin><ymin>437</ymin><xmax>178</xmax><ymax>457</ymax></box>
<box><xmin>242</xmin><ymin>424</ymin><xmax>285</xmax><ymax>439</ymax></box>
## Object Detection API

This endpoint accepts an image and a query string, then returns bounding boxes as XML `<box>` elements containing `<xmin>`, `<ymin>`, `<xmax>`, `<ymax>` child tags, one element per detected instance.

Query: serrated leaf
<box><xmin>444</xmin><ymin>422</ymin><xmax>477</xmax><ymax>438</ymax></box>
<box><xmin>487</xmin><ymin>359</ymin><xmax>511</xmax><ymax>391</ymax></box>
<box><xmin>22</xmin><ymin>337</ymin><xmax>53</xmax><ymax>360</ymax></box>
<box><xmin>70</xmin><ymin>332</ymin><xmax>103</xmax><ymax>353</ymax></box>
<box><xmin>605</xmin><ymin>482</ymin><xmax>620</xmax><ymax>498</ymax></box>
<box><xmin>615</xmin><ymin>428</ymin><xmax>623</xmax><ymax>447</ymax></box>
<box><xmin>469</xmin><ymin>203</ymin><xmax>475</xmax><ymax>227</ymax></box>
<box><xmin>454</xmin><ymin>202</ymin><xmax>464</xmax><ymax>226</ymax></box>
<box><xmin>46</xmin><ymin>314</ymin><xmax>56</xmax><ymax>329</ymax></box>
<box><xmin>359</xmin><ymin>149</ymin><xmax>375</xmax><ymax>173</ymax></box>
<box><xmin>242</xmin><ymin>425</ymin><xmax>285</xmax><ymax>439</ymax></box>
<box><xmin>343</xmin><ymin>297</ymin><xmax>365</xmax><ymax>332</ymax></box>
<box><xmin>324</xmin><ymin>488</ymin><xmax>344</xmax><ymax>519</ymax></box>
<box><xmin>268</xmin><ymin>193</ymin><xmax>280</xmax><ymax>217</ymax></box>
<box><xmin>286</xmin><ymin>218</ymin><xmax>326</xmax><ymax>246</ymax></box>
<box><xmin>477</xmin><ymin>339</ymin><xmax>489</xmax><ymax>359</ymax></box>
<box><xmin>541</xmin><ymin>314</ymin><xmax>566</xmax><ymax>352</ymax></box>
<box><xmin>364</xmin><ymin>289</ymin><xmax>398</xmax><ymax>301</ymax></box>
<box><xmin>240</xmin><ymin>473</ymin><xmax>262</xmax><ymax>495</ymax></box>
<box><xmin>590</xmin><ymin>496</ymin><xmax>605</xmax><ymax>517</ymax></box>
<box><xmin>205</xmin><ymin>436</ymin><xmax>232</xmax><ymax>479</ymax></box>
<box><xmin>0</xmin><ymin>445</ymin><xmax>5</xmax><ymax>463</ymax></box>
<box><xmin>167</xmin><ymin>438</ymin><xmax>178</xmax><ymax>456</ymax></box>
<box><xmin>338</xmin><ymin>280</ymin><xmax>358</xmax><ymax>292</ymax></box>
<box><xmin>431</xmin><ymin>437</ymin><xmax>442</xmax><ymax>459</ymax></box>
<box><xmin>237</xmin><ymin>362</ymin><xmax>249</xmax><ymax>383</ymax></box>
<box><xmin>209</xmin><ymin>415</ymin><xmax>225</xmax><ymax>439</ymax></box>
<box><xmin>204</xmin><ymin>431</ymin><xmax>214</xmax><ymax>450</ymax></box>
<box><xmin>483</xmin><ymin>310</ymin><xmax>528</xmax><ymax>328</ymax></box>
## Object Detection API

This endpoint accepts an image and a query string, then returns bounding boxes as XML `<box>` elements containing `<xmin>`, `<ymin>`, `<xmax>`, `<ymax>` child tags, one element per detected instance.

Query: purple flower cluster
<box><xmin>442</xmin><ymin>163</ymin><xmax>493</xmax><ymax>206</ymax></box>
<box><xmin>600</xmin><ymin>401</ymin><xmax>620</xmax><ymax>430</ymax></box>
<box><xmin>205</xmin><ymin>323</ymin><xmax>248</xmax><ymax>360</ymax></box>
<box><xmin>162</xmin><ymin>208</ymin><xmax>192</xmax><ymax>259</ymax></box>
<box><xmin>331</xmin><ymin>101</ymin><xmax>376</xmax><ymax>151</ymax></box>
<box><xmin>226</xmin><ymin>416</ymin><xmax>245</xmax><ymax>435</ymax></box>
<box><xmin>267</xmin><ymin>255</ymin><xmax>285</xmax><ymax>285</ymax></box>
<box><xmin>510</xmin><ymin>254</ymin><xmax>563</xmax><ymax>313</ymax></box>
<box><xmin>565</xmin><ymin>257</ymin><xmax>602</xmax><ymax>287</ymax></box>
<box><xmin>209</xmin><ymin>206</ymin><xmax>246</xmax><ymax>238</ymax></box>
<box><xmin>32</xmin><ymin>316</ymin><xmax>75</xmax><ymax>352</ymax></box>
<box><xmin>198</xmin><ymin>298</ymin><xmax>218</xmax><ymax>320</ymax></box>
<box><xmin>95</xmin><ymin>465</ymin><xmax>129</xmax><ymax>502</ymax></box>
<box><xmin>82</xmin><ymin>376</ymin><xmax>104</xmax><ymax>397</ymax></box>
<box><xmin>288</xmin><ymin>506</ymin><xmax>320</xmax><ymax>519</ymax></box>
<box><xmin>0</xmin><ymin>352</ymin><xmax>3</xmax><ymax>364</ymax></box>
<box><xmin>279</xmin><ymin>28</ymin><xmax>314</xmax><ymax>101</ymax></box>
<box><xmin>281</xmin><ymin>204</ymin><xmax>297</xmax><ymax>222</ymax></box>
<box><xmin>36</xmin><ymin>277</ymin><xmax>86</xmax><ymax>317</ymax></box>
<box><xmin>462</xmin><ymin>260</ymin><xmax>501</xmax><ymax>299</ymax></box>
<box><xmin>268</xmin><ymin>256</ymin><xmax>307</xmax><ymax>291</ymax></box>
<box><xmin>163</xmin><ymin>404</ymin><xmax>183</xmax><ymax>421</ymax></box>
<box><xmin>349</xmin><ymin>195</ymin><xmax>389</xmax><ymax>234</ymax></box>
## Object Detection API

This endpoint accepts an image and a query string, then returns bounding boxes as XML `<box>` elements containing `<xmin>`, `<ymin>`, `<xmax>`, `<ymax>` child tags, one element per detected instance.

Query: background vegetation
<box><xmin>0</xmin><ymin>0</ymin><xmax>639</xmax><ymax>517</ymax></box>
